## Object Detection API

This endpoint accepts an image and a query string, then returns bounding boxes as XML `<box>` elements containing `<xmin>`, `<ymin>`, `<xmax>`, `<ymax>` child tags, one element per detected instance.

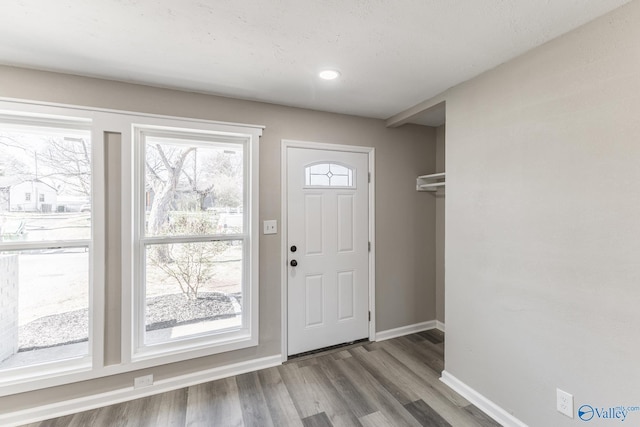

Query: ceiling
<box><xmin>0</xmin><ymin>0</ymin><xmax>631</xmax><ymax>125</ymax></box>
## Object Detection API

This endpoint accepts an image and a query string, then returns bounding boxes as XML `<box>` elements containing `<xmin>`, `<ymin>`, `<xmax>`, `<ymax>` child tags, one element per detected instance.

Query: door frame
<box><xmin>280</xmin><ymin>139</ymin><xmax>376</xmax><ymax>361</ymax></box>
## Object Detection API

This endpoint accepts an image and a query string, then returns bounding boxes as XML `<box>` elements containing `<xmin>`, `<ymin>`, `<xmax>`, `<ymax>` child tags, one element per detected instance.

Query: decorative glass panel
<box><xmin>305</xmin><ymin>162</ymin><xmax>354</xmax><ymax>188</ymax></box>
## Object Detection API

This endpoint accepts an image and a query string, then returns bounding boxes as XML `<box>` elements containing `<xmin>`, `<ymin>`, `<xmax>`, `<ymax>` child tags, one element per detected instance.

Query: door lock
<box><xmin>290</xmin><ymin>259</ymin><xmax>298</xmax><ymax>267</ymax></box>
<box><xmin>290</xmin><ymin>245</ymin><xmax>297</xmax><ymax>252</ymax></box>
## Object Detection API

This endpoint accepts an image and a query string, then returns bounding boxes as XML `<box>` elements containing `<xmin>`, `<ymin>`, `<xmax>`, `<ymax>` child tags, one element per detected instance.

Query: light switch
<box><xmin>263</xmin><ymin>220</ymin><xmax>277</xmax><ymax>235</ymax></box>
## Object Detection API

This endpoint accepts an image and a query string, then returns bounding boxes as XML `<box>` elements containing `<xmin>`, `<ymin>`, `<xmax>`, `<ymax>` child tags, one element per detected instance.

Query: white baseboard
<box><xmin>0</xmin><ymin>355</ymin><xmax>282</xmax><ymax>427</ymax></box>
<box><xmin>435</xmin><ymin>320</ymin><xmax>445</xmax><ymax>332</ymax></box>
<box><xmin>440</xmin><ymin>370</ymin><xmax>528</xmax><ymax>427</ymax></box>
<box><xmin>375</xmin><ymin>320</ymin><xmax>438</xmax><ymax>341</ymax></box>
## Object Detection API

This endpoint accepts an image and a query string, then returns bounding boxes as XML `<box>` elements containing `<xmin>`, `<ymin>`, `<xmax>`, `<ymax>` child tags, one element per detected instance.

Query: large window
<box><xmin>0</xmin><ymin>100</ymin><xmax>259</xmax><ymax>395</ymax></box>
<box><xmin>130</xmin><ymin>124</ymin><xmax>259</xmax><ymax>361</ymax></box>
<box><xmin>0</xmin><ymin>113</ymin><xmax>95</xmax><ymax>380</ymax></box>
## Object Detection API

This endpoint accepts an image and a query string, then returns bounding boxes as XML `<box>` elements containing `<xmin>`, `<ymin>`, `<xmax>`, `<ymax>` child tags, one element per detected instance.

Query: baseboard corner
<box><xmin>375</xmin><ymin>320</ymin><xmax>438</xmax><ymax>342</ymax></box>
<box><xmin>440</xmin><ymin>370</ymin><xmax>528</xmax><ymax>427</ymax></box>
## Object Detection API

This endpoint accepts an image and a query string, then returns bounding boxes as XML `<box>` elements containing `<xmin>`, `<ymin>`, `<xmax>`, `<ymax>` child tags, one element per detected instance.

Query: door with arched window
<box><xmin>286</xmin><ymin>145</ymin><xmax>371</xmax><ymax>355</ymax></box>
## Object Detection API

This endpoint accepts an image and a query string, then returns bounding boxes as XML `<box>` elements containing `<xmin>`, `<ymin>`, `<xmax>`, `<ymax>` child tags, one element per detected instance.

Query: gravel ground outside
<box><xmin>18</xmin><ymin>292</ymin><xmax>237</xmax><ymax>351</ymax></box>
<box><xmin>145</xmin><ymin>292</ymin><xmax>238</xmax><ymax>331</ymax></box>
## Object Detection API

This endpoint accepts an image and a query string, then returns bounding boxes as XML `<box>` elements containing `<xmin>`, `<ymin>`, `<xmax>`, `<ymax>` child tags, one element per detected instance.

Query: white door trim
<box><xmin>281</xmin><ymin>139</ymin><xmax>375</xmax><ymax>362</ymax></box>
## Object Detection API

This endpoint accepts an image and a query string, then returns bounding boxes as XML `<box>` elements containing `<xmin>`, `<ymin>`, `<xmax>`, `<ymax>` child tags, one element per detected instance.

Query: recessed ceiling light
<box><xmin>319</xmin><ymin>69</ymin><xmax>340</xmax><ymax>80</ymax></box>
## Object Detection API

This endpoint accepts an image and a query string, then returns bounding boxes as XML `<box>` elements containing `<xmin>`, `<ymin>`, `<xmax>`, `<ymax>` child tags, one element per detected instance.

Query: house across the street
<box><xmin>0</xmin><ymin>178</ymin><xmax>57</xmax><ymax>213</ymax></box>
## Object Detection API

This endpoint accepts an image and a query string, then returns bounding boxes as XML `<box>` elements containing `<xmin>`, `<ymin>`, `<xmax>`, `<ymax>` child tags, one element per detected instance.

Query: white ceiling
<box><xmin>0</xmin><ymin>0</ymin><xmax>631</xmax><ymax>124</ymax></box>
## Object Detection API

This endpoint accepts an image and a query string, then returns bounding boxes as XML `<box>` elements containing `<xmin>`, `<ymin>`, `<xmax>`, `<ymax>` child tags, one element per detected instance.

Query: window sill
<box><xmin>130</xmin><ymin>328</ymin><xmax>258</xmax><ymax>366</ymax></box>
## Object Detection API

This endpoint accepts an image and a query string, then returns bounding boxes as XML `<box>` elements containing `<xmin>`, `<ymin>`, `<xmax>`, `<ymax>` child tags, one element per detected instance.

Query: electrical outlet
<box><xmin>557</xmin><ymin>388</ymin><xmax>574</xmax><ymax>418</ymax></box>
<box><xmin>134</xmin><ymin>374</ymin><xmax>153</xmax><ymax>389</ymax></box>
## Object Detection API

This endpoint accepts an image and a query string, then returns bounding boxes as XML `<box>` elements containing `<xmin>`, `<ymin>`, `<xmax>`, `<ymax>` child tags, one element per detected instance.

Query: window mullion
<box><xmin>140</xmin><ymin>234</ymin><xmax>246</xmax><ymax>246</ymax></box>
<box><xmin>0</xmin><ymin>239</ymin><xmax>91</xmax><ymax>252</ymax></box>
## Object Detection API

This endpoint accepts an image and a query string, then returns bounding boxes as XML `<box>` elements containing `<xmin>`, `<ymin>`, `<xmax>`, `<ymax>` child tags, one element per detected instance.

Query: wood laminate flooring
<box><xmin>23</xmin><ymin>330</ymin><xmax>501</xmax><ymax>427</ymax></box>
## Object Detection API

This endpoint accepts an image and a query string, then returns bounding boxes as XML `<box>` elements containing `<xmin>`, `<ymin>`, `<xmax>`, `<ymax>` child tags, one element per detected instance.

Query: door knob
<box><xmin>290</xmin><ymin>245</ymin><xmax>297</xmax><ymax>252</ymax></box>
<box><xmin>290</xmin><ymin>259</ymin><xmax>298</xmax><ymax>267</ymax></box>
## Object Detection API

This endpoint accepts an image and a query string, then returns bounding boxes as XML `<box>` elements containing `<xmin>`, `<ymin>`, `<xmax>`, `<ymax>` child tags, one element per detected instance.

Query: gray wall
<box><xmin>435</xmin><ymin>125</ymin><xmax>445</xmax><ymax>323</ymax></box>
<box><xmin>0</xmin><ymin>66</ymin><xmax>437</xmax><ymax>411</ymax></box>
<box><xmin>440</xmin><ymin>1</ymin><xmax>640</xmax><ymax>425</ymax></box>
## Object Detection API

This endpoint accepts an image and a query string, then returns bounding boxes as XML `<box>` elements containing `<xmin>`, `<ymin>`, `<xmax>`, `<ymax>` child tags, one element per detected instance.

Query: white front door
<box><xmin>286</xmin><ymin>146</ymin><xmax>370</xmax><ymax>355</ymax></box>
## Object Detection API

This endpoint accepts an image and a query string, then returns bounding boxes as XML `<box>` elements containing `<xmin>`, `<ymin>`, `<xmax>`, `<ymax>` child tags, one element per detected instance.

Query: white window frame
<box><xmin>122</xmin><ymin>118</ymin><xmax>261</xmax><ymax>366</ymax></box>
<box><xmin>0</xmin><ymin>97</ymin><xmax>261</xmax><ymax>397</ymax></box>
<box><xmin>0</xmin><ymin>101</ymin><xmax>105</xmax><ymax>392</ymax></box>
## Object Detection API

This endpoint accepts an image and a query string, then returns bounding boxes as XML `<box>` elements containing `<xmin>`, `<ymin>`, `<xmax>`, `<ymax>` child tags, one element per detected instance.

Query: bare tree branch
<box><xmin>38</xmin><ymin>137</ymin><xmax>91</xmax><ymax>196</ymax></box>
<box><xmin>147</xmin><ymin>145</ymin><xmax>196</xmax><ymax>236</ymax></box>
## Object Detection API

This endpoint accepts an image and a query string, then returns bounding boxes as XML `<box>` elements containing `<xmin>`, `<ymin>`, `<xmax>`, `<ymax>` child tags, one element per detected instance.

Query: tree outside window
<box><xmin>0</xmin><ymin>121</ymin><xmax>92</xmax><ymax>373</ymax></box>
<box><xmin>135</xmin><ymin>130</ymin><xmax>248</xmax><ymax>350</ymax></box>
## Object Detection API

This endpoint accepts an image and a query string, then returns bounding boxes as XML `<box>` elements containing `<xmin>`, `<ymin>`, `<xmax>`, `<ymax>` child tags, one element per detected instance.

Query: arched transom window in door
<box><xmin>304</xmin><ymin>162</ymin><xmax>355</xmax><ymax>188</ymax></box>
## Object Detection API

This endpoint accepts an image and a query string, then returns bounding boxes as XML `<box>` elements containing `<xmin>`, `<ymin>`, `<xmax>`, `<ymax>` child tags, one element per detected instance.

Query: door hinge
<box><xmin>368</xmin><ymin>172</ymin><xmax>371</xmax><ymax>183</ymax></box>
<box><xmin>368</xmin><ymin>241</ymin><xmax>371</xmax><ymax>252</ymax></box>
<box><xmin>368</xmin><ymin>311</ymin><xmax>371</xmax><ymax>321</ymax></box>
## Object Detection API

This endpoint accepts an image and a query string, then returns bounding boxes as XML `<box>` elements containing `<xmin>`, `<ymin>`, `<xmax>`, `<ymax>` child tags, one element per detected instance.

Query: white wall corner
<box><xmin>375</xmin><ymin>320</ymin><xmax>437</xmax><ymax>342</ymax></box>
<box><xmin>440</xmin><ymin>370</ymin><xmax>528</xmax><ymax>427</ymax></box>
<box><xmin>0</xmin><ymin>355</ymin><xmax>282</xmax><ymax>427</ymax></box>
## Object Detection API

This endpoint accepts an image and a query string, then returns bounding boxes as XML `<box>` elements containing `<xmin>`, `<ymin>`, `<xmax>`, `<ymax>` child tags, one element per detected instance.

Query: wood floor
<box><xmin>24</xmin><ymin>330</ymin><xmax>500</xmax><ymax>427</ymax></box>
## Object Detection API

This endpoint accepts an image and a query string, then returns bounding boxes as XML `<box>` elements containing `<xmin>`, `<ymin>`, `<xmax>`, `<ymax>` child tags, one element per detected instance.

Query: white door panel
<box><xmin>287</xmin><ymin>147</ymin><xmax>369</xmax><ymax>355</ymax></box>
